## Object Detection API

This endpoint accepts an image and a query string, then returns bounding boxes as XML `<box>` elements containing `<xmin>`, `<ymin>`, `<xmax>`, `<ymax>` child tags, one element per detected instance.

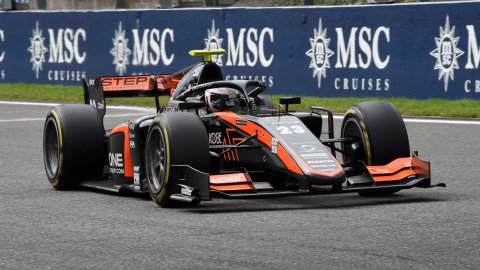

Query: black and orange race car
<box><xmin>43</xmin><ymin>49</ymin><xmax>445</xmax><ymax>207</ymax></box>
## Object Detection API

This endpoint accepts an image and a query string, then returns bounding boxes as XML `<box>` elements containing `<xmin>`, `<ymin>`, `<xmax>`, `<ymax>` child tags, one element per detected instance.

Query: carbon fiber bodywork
<box><xmin>70</xmin><ymin>54</ymin><xmax>445</xmax><ymax>204</ymax></box>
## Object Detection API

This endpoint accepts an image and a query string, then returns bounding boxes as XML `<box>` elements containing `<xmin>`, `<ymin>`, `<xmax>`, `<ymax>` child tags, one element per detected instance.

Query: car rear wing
<box><xmin>82</xmin><ymin>73</ymin><xmax>184</xmax><ymax>120</ymax></box>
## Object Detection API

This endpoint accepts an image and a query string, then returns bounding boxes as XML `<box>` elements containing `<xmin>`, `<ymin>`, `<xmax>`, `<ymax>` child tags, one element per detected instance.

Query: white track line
<box><xmin>331</xmin><ymin>115</ymin><xmax>480</xmax><ymax>125</ymax></box>
<box><xmin>0</xmin><ymin>113</ymin><xmax>149</xmax><ymax>123</ymax></box>
<box><xmin>0</xmin><ymin>100</ymin><xmax>156</xmax><ymax>112</ymax></box>
<box><xmin>1</xmin><ymin>100</ymin><xmax>479</xmax><ymax>125</ymax></box>
<box><xmin>104</xmin><ymin>113</ymin><xmax>151</xmax><ymax>117</ymax></box>
<box><xmin>0</xmin><ymin>101</ymin><xmax>59</xmax><ymax>106</ymax></box>
<box><xmin>0</xmin><ymin>118</ymin><xmax>44</xmax><ymax>122</ymax></box>
<box><xmin>401</xmin><ymin>118</ymin><xmax>480</xmax><ymax>125</ymax></box>
<box><xmin>107</xmin><ymin>105</ymin><xmax>155</xmax><ymax>112</ymax></box>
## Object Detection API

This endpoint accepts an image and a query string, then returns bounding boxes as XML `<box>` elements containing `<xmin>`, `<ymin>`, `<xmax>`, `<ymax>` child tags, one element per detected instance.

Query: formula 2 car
<box><xmin>43</xmin><ymin>49</ymin><xmax>445</xmax><ymax>207</ymax></box>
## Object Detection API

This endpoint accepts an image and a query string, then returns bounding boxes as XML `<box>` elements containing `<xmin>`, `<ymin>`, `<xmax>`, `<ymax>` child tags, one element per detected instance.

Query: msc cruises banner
<box><xmin>2</xmin><ymin>2</ymin><xmax>480</xmax><ymax>99</ymax></box>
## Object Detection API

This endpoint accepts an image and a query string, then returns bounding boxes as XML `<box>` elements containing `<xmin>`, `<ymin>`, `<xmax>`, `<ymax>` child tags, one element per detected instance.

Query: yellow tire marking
<box><xmin>344</xmin><ymin>109</ymin><xmax>356</xmax><ymax>118</ymax></box>
<box><xmin>359</xmin><ymin>121</ymin><xmax>372</xmax><ymax>166</ymax></box>
<box><xmin>151</xmin><ymin>122</ymin><xmax>170</xmax><ymax>204</ymax></box>
<box><xmin>342</xmin><ymin>108</ymin><xmax>358</xmax><ymax>163</ymax></box>
<box><xmin>157</xmin><ymin>126</ymin><xmax>170</xmax><ymax>202</ymax></box>
<box><xmin>50</xmin><ymin>110</ymin><xmax>63</xmax><ymax>187</ymax></box>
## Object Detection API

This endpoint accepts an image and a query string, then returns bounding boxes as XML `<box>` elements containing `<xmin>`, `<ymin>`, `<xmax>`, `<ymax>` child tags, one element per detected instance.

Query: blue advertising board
<box><xmin>2</xmin><ymin>3</ymin><xmax>480</xmax><ymax>99</ymax></box>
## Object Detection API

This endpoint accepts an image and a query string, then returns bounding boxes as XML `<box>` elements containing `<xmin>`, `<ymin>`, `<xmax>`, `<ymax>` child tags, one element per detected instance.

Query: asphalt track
<box><xmin>0</xmin><ymin>101</ymin><xmax>478</xmax><ymax>270</ymax></box>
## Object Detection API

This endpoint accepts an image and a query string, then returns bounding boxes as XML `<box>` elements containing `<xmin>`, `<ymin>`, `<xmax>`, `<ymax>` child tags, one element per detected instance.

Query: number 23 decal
<box><xmin>276</xmin><ymin>125</ymin><xmax>306</xmax><ymax>134</ymax></box>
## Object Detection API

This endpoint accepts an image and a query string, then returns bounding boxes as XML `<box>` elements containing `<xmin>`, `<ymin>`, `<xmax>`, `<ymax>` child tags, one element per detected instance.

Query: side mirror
<box><xmin>279</xmin><ymin>96</ymin><xmax>301</xmax><ymax>113</ymax></box>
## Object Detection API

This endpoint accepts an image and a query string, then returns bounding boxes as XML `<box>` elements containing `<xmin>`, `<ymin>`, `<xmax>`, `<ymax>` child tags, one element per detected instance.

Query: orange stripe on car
<box><xmin>281</xmin><ymin>143</ymin><xmax>344</xmax><ymax>177</ymax></box>
<box><xmin>109</xmin><ymin>125</ymin><xmax>133</xmax><ymax>177</ymax></box>
<box><xmin>210</xmin><ymin>184</ymin><xmax>254</xmax><ymax>191</ymax></box>
<box><xmin>216</xmin><ymin>111</ymin><xmax>304</xmax><ymax>175</ymax></box>
<box><xmin>215</xmin><ymin>111</ymin><xmax>343</xmax><ymax>177</ymax></box>
<box><xmin>373</xmin><ymin>169</ymin><xmax>417</xmax><ymax>182</ymax></box>
<box><xmin>367</xmin><ymin>157</ymin><xmax>412</xmax><ymax>175</ymax></box>
<box><xmin>365</xmin><ymin>157</ymin><xmax>417</xmax><ymax>182</ymax></box>
<box><xmin>276</xmin><ymin>144</ymin><xmax>304</xmax><ymax>175</ymax></box>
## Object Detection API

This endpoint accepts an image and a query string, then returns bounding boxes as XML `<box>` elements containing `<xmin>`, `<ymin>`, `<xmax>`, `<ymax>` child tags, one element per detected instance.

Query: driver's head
<box><xmin>205</xmin><ymin>88</ymin><xmax>241</xmax><ymax>112</ymax></box>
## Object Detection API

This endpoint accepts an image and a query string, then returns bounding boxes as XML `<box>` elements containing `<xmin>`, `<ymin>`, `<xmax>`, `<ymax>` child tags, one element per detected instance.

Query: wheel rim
<box><xmin>146</xmin><ymin>126</ymin><xmax>167</xmax><ymax>193</ymax></box>
<box><xmin>44</xmin><ymin>118</ymin><xmax>60</xmax><ymax>179</ymax></box>
<box><xmin>341</xmin><ymin>118</ymin><xmax>367</xmax><ymax>164</ymax></box>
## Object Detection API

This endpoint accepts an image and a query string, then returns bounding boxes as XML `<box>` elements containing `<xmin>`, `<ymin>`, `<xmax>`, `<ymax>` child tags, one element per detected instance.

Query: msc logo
<box><xmin>109</xmin><ymin>153</ymin><xmax>123</xmax><ymax>167</ymax></box>
<box><xmin>110</xmin><ymin>21</ymin><xmax>175</xmax><ymax>75</ymax></box>
<box><xmin>430</xmin><ymin>16</ymin><xmax>464</xmax><ymax>92</ymax></box>
<box><xmin>204</xmin><ymin>20</ymin><xmax>274</xmax><ymax>67</ymax></box>
<box><xmin>306</xmin><ymin>19</ymin><xmax>334</xmax><ymax>88</ymax></box>
<box><xmin>46</xmin><ymin>27</ymin><xmax>86</xmax><ymax>64</ymax></box>
<box><xmin>0</xmin><ymin>29</ymin><xmax>4</xmax><ymax>63</ymax></box>
<box><xmin>307</xmin><ymin>18</ymin><xmax>391</xmax><ymax>90</ymax></box>
<box><xmin>27</xmin><ymin>21</ymin><xmax>87</xmax><ymax>80</ymax></box>
<box><xmin>205</xmin><ymin>20</ymin><xmax>224</xmax><ymax>66</ymax></box>
<box><xmin>110</xmin><ymin>22</ymin><xmax>132</xmax><ymax>76</ymax></box>
<box><xmin>27</xmin><ymin>21</ymin><xmax>48</xmax><ymax>79</ymax></box>
<box><xmin>0</xmin><ymin>29</ymin><xmax>3</xmax><ymax>79</ymax></box>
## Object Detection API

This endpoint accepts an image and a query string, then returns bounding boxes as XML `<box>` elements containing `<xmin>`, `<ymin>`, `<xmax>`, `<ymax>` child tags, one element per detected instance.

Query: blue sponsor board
<box><xmin>2</xmin><ymin>3</ymin><xmax>480</xmax><ymax>99</ymax></box>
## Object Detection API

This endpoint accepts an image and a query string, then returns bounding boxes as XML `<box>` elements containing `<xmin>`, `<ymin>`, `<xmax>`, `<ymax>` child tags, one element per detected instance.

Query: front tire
<box><xmin>145</xmin><ymin>112</ymin><xmax>209</xmax><ymax>207</ymax></box>
<box><xmin>341</xmin><ymin>101</ymin><xmax>410</xmax><ymax>196</ymax></box>
<box><xmin>43</xmin><ymin>104</ymin><xmax>105</xmax><ymax>190</ymax></box>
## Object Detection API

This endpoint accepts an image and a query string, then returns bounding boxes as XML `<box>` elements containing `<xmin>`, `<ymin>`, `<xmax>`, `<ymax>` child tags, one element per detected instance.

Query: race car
<box><xmin>43</xmin><ymin>49</ymin><xmax>445</xmax><ymax>207</ymax></box>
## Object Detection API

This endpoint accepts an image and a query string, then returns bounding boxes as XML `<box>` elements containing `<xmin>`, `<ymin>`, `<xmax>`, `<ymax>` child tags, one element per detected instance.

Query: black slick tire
<box><xmin>341</xmin><ymin>101</ymin><xmax>410</xmax><ymax>196</ymax></box>
<box><xmin>43</xmin><ymin>104</ymin><xmax>105</xmax><ymax>190</ymax></box>
<box><xmin>145</xmin><ymin>112</ymin><xmax>209</xmax><ymax>207</ymax></box>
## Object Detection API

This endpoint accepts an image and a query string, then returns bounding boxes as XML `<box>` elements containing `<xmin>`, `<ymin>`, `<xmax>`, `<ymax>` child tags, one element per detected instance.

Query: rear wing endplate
<box><xmin>82</xmin><ymin>73</ymin><xmax>184</xmax><ymax>120</ymax></box>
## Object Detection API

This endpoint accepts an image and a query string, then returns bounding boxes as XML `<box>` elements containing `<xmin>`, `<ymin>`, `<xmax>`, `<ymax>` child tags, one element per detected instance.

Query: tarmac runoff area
<box><xmin>0</xmin><ymin>100</ymin><xmax>479</xmax><ymax>269</ymax></box>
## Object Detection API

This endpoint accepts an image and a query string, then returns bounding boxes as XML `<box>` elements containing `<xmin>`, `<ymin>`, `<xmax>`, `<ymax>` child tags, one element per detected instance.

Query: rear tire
<box><xmin>341</xmin><ymin>101</ymin><xmax>410</xmax><ymax>196</ymax></box>
<box><xmin>43</xmin><ymin>104</ymin><xmax>105</xmax><ymax>190</ymax></box>
<box><xmin>145</xmin><ymin>112</ymin><xmax>209</xmax><ymax>207</ymax></box>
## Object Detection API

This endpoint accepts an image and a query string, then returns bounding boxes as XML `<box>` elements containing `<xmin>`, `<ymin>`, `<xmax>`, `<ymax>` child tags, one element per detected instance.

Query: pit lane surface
<box><xmin>0</xmin><ymin>101</ymin><xmax>478</xmax><ymax>269</ymax></box>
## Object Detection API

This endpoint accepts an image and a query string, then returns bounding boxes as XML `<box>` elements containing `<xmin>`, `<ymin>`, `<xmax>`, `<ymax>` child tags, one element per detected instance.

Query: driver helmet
<box><xmin>205</xmin><ymin>88</ymin><xmax>241</xmax><ymax>112</ymax></box>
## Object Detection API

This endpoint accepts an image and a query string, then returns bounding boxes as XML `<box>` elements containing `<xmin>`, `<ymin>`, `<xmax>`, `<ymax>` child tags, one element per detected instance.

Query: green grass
<box><xmin>1</xmin><ymin>83</ymin><xmax>480</xmax><ymax>118</ymax></box>
<box><xmin>284</xmin><ymin>96</ymin><xmax>480</xmax><ymax>118</ymax></box>
<box><xmin>0</xmin><ymin>83</ymin><xmax>169</xmax><ymax>107</ymax></box>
